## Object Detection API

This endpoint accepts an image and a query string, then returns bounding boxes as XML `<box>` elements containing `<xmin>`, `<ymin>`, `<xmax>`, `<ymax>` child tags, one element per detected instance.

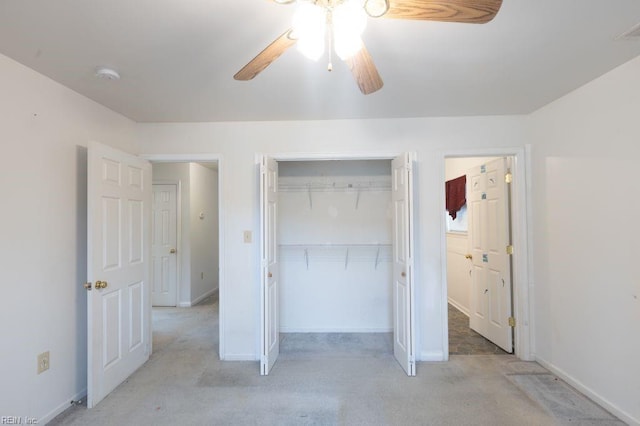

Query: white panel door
<box><xmin>87</xmin><ymin>142</ymin><xmax>151</xmax><ymax>407</ymax></box>
<box><xmin>151</xmin><ymin>184</ymin><xmax>178</xmax><ymax>306</ymax></box>
<box><xmin>468</xmin><ymin>157</ymin><xmax>513</xmax><ymax>352</ymax></box>
<box><xmin>260</xmin><ymin>156</ymin><xmax>279</xmax><ymax>375</ymax></box>
<box><xmin>391</xmin><ymin>153</ymin><xmax>415</xmax><ymax>376</ymax></box>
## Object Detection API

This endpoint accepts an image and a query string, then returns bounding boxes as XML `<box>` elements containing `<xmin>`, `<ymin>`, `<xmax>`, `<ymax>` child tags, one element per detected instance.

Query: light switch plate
<box><xmin>243</xmin><ymin>230</ymin><xmax>252</xmax><ymax>243</ymax></box>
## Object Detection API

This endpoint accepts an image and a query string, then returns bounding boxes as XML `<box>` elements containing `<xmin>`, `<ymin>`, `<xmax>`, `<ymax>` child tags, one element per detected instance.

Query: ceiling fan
<box><xmin>234</xmin><ymin>0</ymin><xmax>503</xmax><ymax>95</ymax></box>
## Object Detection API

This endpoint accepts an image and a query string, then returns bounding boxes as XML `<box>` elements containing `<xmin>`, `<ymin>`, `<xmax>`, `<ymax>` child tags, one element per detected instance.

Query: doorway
<box><xmin>149</xmin><ymin>160</ymin><xmax>221</xmax><ymax>363</ymax></box>
<box><xmin>443</xmin><ymin>150</ymin><xmax>532</xmax><ymax>361</ymax></box>
<box><xmin>151</xmin><ymin>162</ymin><xmax>220</xmax><ymax>308</ymax></box>
<box><xmin>142</xmin><ymin>154</ymin><xmax>225</xmax><ymax>360</ymax></box>
<box><xmin>445</xmin><ymin>156</ymin><xmax>512</xmax><ymax>354</ymax></box>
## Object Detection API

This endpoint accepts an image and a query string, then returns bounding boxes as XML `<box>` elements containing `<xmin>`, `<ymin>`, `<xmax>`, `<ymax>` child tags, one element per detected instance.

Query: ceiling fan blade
<box><xmin>344</xmin><ymin>42</ymin><xmax>384</xmax><ymax>95</ymax></box>
<box><xmin>234</xmin><ymin>29</ymin><xmax>297</xmax><ymax>81</ymax></box>
<box><xmin>382</xmin><ymin>0</ymin><xmax>503</xmax><ymax>23</ymax></box>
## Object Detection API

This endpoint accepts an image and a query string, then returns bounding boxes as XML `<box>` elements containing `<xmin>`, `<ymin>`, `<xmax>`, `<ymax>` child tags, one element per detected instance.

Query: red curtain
<box><xmin>446</xmin><ymin>175</ymin><xmax>466</xmax><ymax>220</ymax></box>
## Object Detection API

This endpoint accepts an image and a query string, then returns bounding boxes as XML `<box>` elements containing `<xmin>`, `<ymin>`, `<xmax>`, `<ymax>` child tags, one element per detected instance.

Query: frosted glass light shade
<box><xmin>293</xmin><ymin>3</ymin><xmax>326</xmax><ymax>61</ymax></box>
<box><xmin>333</xmin><ymin>0</ymin><xmax>367</xmax><ymax>60</ymax></box>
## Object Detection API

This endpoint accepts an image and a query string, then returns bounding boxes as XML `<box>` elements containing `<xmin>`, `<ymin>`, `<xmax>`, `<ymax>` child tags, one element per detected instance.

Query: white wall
<box><xmin>135</xmin><ymin>115</ymin><xmax>528</xmax><ymax>361</ymax></box>
<box><xmin>0</xmin><ymin>53</ymin><xmax>137</xmax><ymax>422</ymax></box>
<box><xmin>189</xmin><ymin>163</ymin><xmax>219</xmax><ymax>303</ymax></box>
<box><xmin>445</xmin><ymin>157</ymin><xmax>497</xmax><ymax>182</ymax></box>
<box><xmin>278</xmin><ymin>160</ymin><xmax>392</xmax><ymax>332</ymax></box>
<box><xmin>529</xmin><ymin>55</ymin><xmax>640</xmax><ymax>424</ymax></box>
<box><xmin>445</xmin><ymin>233</ymin><xmax>471</xmax><ymax>313</ymax></box>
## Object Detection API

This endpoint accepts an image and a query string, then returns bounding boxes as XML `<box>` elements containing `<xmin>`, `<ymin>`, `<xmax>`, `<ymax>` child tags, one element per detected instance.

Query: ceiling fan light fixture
<box><xmin>297</xmin><ymin>32</ymin><xmax>326</xmax><ymax>61</ymax></box>
<box><xmin>333</xmin><ymin>0</ymin><xmax>367</xmax><ymax>59</ymax></box>
<box><xmin>334</xmin><ymin>34</ymin><xmax>364</xmax><ymax>60</ymax></box>
<box><xmin>235</xmin><ymin>0</ymin><xmax>504</xmax><ymax>94</ymax></box>
<box><xmin>293</xmin><ymin>2</ymin><xmax>326</xmax><ymax>60</ymax></box>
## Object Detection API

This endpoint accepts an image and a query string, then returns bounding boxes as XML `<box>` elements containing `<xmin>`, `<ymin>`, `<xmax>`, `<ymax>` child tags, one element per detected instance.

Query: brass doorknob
<box><xmin>95</xmin><ymin>280</ymin><xmax>108</xmax><ymax>289</ymax></box>
<box><xmin>401</xmin><ymin>272</ymin><xmax>406</xmax><ymax>277</ymax></box>
<box><xmin>170</xmin><ymin>248</ymin><xmax>176</xmax><ymax>254</ymax></box>
<box><xmin>465</xmin><ymin>254</ymin><xmax>473</xmax><ymax>260</ymax></box>
<box><xmin>83</xmin><ymin>282</ymin><xmax>92</xmax><ymax>291</ymax></box>
<box><xmin>268</xmin><ymin>272</ymin><xmax>273</xmax><ymax>278</ymax></box>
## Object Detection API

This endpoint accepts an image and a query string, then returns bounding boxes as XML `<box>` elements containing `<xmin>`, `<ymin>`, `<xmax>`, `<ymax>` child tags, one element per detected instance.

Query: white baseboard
<box><xmin>191</xmin><ymin>287</ymin><xmax>218</xmax><ymax>306</ymax></box>
<box><xmin>178</xmin><ymin>287</ymin><xmax>218</xmax><ymax>308</ymax></box>
<box><xmin>40</xmin><ymin>389</ymin><xmax>86</xmax><ymax>424</ymax></box>
<box><xmin>221</xmin><ymin>354</ymin><xmax>258</xmax><ymax>361</ymax></box>
<box><xmin>419</xmin><ymin>350</ymin><xmax>445</xmax><ymax>362</ymax></box>
<box><xmin>535</xmin><ymin>356</ymin><xmax>639</xmax><ymax>426</ymax></box>
<box><xmin>447</xmin><ymin>298</ymin><xmax>469</xmax><ymax>316</ymax></box>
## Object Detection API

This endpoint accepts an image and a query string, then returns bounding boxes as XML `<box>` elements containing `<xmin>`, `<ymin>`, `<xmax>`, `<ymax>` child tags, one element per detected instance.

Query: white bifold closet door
<box><xmin>260</xmin><ymin>156</ymin><xmax>279</xmax><ymax>375</ymax></box>
<box><xmin>391</xmin><ymin>153</ymin><xmax>416</xmax><ymax>376</ymax></box>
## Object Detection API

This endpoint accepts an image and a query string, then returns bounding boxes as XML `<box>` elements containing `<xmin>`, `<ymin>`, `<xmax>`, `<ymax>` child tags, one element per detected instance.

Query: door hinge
<box><xmin>508</xmin><ymin>316</ymin><xmax>516</xmax><ymax>327</ymax></box>
<box><xmin>506</xmin><ymin>245</ymin><xmax>514</xmax><ymax>255</ymax></box>
<box><xmin>505</xmin><ymin>170</ymin><xmax>513</xmax><ymax>184</ymax></box>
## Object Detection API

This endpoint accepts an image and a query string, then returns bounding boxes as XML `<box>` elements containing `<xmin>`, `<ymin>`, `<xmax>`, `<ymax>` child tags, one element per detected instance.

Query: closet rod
<box><xmin>279</xmin><ymin>181</ymin><xmax>391</xmax><ymax>193</ymax></box>
<box><xmin>278</xmin><ymin>243</ymin><xmax>391</xmax><ymax>248</ymax></box>
<box><xmin>279</xmin><ymin>244</ymin><xmax>391</xmax><ymax>270</ymax></box>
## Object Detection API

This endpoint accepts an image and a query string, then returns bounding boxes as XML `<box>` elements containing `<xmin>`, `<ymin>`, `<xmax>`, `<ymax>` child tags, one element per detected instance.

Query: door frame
<box><xmin>440</xmin><ymin>146</ymin><xmax>533</xmax><ymax>361</ymax></box>
<box><xmin>151</xmin><ymin>180</ymin><xmax>181</xmax><ymax>307</ymax></box>
<box><xmin>256</xmin><ymin>150</ymin><xmax>414</xmax><ymax>365</ymax></box>
<box><xmin>141</xmin><ymin>154</ymin><xmax>225</xmax><ymax>359</ymax></box>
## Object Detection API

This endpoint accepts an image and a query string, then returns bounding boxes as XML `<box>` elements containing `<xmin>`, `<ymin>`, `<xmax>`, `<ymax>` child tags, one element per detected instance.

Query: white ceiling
<box><xmin>1</xmin><ymin>0</ymin><xmax>639</xmax><ymax>123</ymax></box>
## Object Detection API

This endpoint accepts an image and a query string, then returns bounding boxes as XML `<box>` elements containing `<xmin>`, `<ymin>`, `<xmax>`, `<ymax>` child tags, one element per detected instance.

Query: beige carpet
<box><xmin>50</xmin><ymin>297</ymin><xmax>622</xmax><ymax>425</ymax></box>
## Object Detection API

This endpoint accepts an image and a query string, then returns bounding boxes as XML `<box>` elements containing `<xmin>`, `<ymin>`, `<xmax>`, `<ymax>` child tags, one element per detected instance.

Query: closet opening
<box><xmin>260</xmin><ymin>154</ymin><xmax>416</xmax><ymax>376</ymax></box>
<box><xmin>278</xmin><ymin>160</ymin><xmax>394</xmax><ymax>359</ymax></box>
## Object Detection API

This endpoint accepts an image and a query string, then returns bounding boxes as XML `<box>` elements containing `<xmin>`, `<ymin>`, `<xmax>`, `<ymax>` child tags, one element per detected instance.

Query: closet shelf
<box><xmin>279</xmin><ymin>181</ymin><xmax>391</xmax><ymax>193</ymax></box>
<box><xmin>278</xmin><ymin>243</ymin><xmax>392</xmax><ymax>270</ymax></box>
<box><xmin>279</xmin><ymin>180</ymin><xmax>391</xmax><ymax>209</ymax></box>
<box><xmin>279</xmin><ymin>243</ymin><xmax>391</xmax><ymax>248</ymax></box>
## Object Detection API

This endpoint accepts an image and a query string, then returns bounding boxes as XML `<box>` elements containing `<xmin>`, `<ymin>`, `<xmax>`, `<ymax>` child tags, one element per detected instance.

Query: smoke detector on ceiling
<box><xmin>95</xmin><ymin>67</ymin><xmax>120</xmax><ymax>80</ymax></box>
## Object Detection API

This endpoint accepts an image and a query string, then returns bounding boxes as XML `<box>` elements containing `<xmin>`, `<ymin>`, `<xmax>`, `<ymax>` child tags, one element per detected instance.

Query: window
<box><xmin>446</xmin><ymin>204</ymin><xmax>467</xmax><ymax>233</ymax></box>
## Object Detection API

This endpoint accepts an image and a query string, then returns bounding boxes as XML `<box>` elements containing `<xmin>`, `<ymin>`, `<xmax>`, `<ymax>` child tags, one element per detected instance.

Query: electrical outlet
<box><xmin>243</xmin><ymin>230</ymin><xmax>252</xmax><ymax>243</ymax></box>
<box><xmin>37</xmin><ymin>351</ymin><xmax>50</xmax><ymax>374</ymax></box>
